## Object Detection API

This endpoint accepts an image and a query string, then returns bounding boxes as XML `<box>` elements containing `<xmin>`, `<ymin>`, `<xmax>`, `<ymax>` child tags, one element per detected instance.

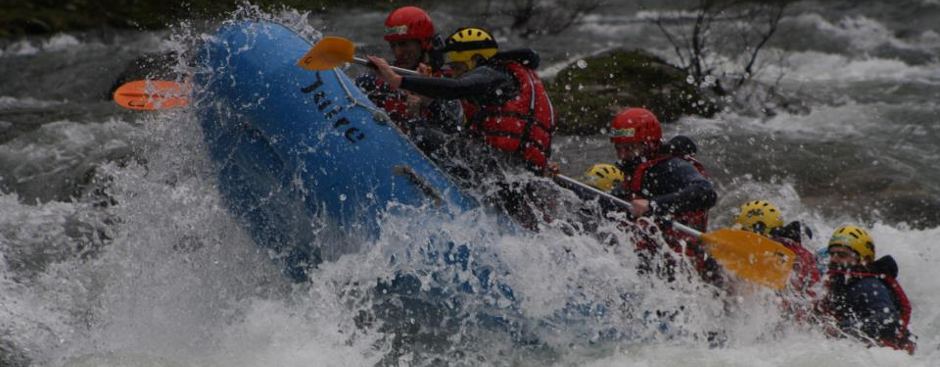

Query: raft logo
<box><xmin>301</xmin><ymin>72</ymin><xmax>366</xmax><ymax>143</ymax></box>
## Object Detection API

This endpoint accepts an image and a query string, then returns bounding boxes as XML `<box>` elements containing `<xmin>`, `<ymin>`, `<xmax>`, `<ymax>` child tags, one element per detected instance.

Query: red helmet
<box><xmin>384</xmin><ymin>6</ymin><xmax>435</xmax><ymax>50</ymax></box>
<box><xmin>609</xmin><ymin>108</ymin><xmax>662</xmax><ymax>146</ymax></box>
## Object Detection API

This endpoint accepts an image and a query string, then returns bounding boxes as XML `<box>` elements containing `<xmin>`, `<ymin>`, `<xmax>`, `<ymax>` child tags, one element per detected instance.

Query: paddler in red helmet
<box><xmin>607</xmin><ymin>108</ymin><xmax>720</xmax><ymax>285</ymax></box>
<box><xmin>354</xmin><ymin>6</ymin><xmax>462</xmax><ymax>154</ymax></box>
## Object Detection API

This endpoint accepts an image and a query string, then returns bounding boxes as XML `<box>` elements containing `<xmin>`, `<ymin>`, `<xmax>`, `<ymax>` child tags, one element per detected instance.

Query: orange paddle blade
<box><xmin>296</xmin><ymin>36</ymin><xmax>356</xmax><ymax>70</ymax></box>
<box><xmin>700</xmin><ymin>228</ymin><xmax>796</xmax><ymax>290</ymax></box>
<box><xmin>113</xmin><ymin>80</ymin><xmax>189</xmax><ymax>111</ymax></box>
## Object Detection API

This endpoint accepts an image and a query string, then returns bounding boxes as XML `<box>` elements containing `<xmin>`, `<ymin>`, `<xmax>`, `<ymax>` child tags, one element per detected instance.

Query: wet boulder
<box><xmin>546</xmin><ymin>48</ymin><xmax>719</xmax><ymax>135</ymax></box>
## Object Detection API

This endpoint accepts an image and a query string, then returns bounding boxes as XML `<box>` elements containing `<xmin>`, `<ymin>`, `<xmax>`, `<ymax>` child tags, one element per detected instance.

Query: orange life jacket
<box><xmin>466</xmin><ymin>61</ymin><xmax>555</xmax><ymax>169</ymax></box>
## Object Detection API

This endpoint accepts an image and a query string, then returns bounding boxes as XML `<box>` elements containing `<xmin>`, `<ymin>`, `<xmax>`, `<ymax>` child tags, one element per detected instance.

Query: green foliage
<box><xmin>547</xmin><ymin>49</ymin><xmax>719</xmax><ymax>135</ymax></box>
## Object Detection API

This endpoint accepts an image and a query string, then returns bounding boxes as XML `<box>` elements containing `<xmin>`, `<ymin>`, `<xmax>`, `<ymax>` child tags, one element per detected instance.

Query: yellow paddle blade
<box><xmin>112</xmin><ymin>80</ymin><xmax>189</xmax><ymax>111</ymax></box>
<box><xmin>297</xmin><ymin>36</ymin><xmax>355</xmax><ymax>70</ymax></box>
<box><xmin>700</xmin><ymin>228</ymin><xmax>796</xmax><ymax>290</ymax></box>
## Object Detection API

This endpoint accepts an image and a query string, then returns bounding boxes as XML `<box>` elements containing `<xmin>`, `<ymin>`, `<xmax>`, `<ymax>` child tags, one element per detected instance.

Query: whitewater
<box><xmin>1</xmin><ymin>1</ymin><xmax>939</xmax><ymax>366</ymax></box>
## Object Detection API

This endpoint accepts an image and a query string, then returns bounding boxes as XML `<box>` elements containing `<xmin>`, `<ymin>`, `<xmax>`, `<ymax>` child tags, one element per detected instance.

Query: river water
<box><xmin>1</xmin><ymin>1</ymin><xmax>938</xmax><ymax>366</ymax></box>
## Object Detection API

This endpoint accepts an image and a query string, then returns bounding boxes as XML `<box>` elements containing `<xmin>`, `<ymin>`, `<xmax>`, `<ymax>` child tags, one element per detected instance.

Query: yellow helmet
<box><xmin>735</xmin><ymin>200</ymin><xmax>784</xmax><ymax>235</ymax></box>
<box><xmin>828</xmin><ymin>225</ymin><xmax>875</xmax><ymax>262</ymax></box>
<box><xmin>583</xmin><ymin>163</ymin><xmax>624</xmax><ymax>192</ymax></box>
<box><xmin>443</xmin><ymin>27</ymin><xmax>498</xmax><ymax>69</ymax></box>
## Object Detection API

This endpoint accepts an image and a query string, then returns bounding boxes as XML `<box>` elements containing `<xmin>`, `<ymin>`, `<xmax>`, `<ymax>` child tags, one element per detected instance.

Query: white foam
<box><xmin>3</xmin><ymin>39</ymin><xmax>40</xmax><ymax>56</ymax></box>
<box><xmin>676</xmin><ymin>98</ymin><xmax>940</xmax><ymax>147</ymax></box>
<box><xmin>0</xmin><ymin>119</ymin><xmax>138</xmax><ymax>200</ymax></box>
<box><xmin>0</xmin><ymin>193</ymin><xmax>96</xmax><ymax>359</ymax></box>
<box><xmin>0</xmin><ymin>33</ymin><xmax>84</xmax><ymax>57</ymax></box>
<box><xmin>581</xmin><ymin>337</ymin><xmax>922</xmax><ymax>367</ymax></box>
<box><xmin>204</xmin><ymin>298</ymin><xmax>383</xmax><ymax>367</ymax></box>
<box><xmin>634</xmin><ymin>10</ymin><xmax>700</xmax><ymax>22</ymax></box>
<box><xmin>769</xmin><ymin>51</ymin><xmax>940</xmax><ymax>84</ymax></box>
<box><xmin>41</xmin><ymin>34</ymin><xmax>81</xmax><ymax>52</ymax></box>
<box><xmin>575</xmin><ymin>13</ymin><xmax>647</xmax><ymax>39</ymax></box>
<box><xmin>789</xmin><ymin>13</ymin><xmax>939</xmax><ymax>54</ymax></box>
<box><xmin>0</xmin><ymin>96</ymin><xmax>65</xmax><ymax>110</ymax></box>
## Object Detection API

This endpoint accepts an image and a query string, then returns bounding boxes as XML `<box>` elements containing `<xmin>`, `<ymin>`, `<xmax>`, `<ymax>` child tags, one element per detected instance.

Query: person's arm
<box><xmin>366</xmin><ymin>55</ymin><xmax>509</xmax><ymax>100</ymax></box>
<box><xmin>399</xmin><ymin>67</ymin><xmax>507</xmax><ymax>99</ymax></box>
<box><xmin>648</xmin><ymin>159</ymin><xmax>717</xmax><ymax>216</ymax></box>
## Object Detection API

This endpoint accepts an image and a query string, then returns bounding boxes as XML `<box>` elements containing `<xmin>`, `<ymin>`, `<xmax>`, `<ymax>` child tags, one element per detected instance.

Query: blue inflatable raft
<box><xmin>195</xmin><ymin>22</ymin><xmax>481</xmax><ymax>280</ymax></box>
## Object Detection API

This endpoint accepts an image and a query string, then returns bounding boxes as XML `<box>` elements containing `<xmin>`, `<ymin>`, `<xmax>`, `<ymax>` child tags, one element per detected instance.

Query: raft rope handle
<box><xmin>331</xmin><ymin>69</ymin><xmax>393</xmax><ymax>124</ymax></box>
<box><xmin>393</xmin><ymin>165</ymin><xmax>444</xmax><ymax>207</ymax></box>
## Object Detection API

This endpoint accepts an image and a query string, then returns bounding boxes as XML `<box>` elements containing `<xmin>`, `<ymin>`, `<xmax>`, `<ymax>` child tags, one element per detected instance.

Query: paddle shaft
<box><xmin>352</xmin><ymin>57</ymin><xmax>421</xmax><ymax>76</ymax></box>
<box><xmin>553</xmin><ymin>174</ymin><xmax>703</xmax><ymax>237</ymax></box>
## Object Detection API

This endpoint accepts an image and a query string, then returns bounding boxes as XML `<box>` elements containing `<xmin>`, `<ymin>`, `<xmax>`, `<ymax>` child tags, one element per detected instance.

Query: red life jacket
<box><xmin>466</xmin><ymin>61</ymin><xmax>555</xmax><ymax>169</ymax></box>
<box><xmin>825</xmin><ymin>269</ymin><xmax>916</xmax><ymax>354</ymax></box>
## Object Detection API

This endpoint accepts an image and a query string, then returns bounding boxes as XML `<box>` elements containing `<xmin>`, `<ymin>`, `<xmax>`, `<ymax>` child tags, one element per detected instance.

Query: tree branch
<box><xmin>654</xmin><ymin>14</ymin><xmax>688</xmax><ymax>68</ymax></box>
<box><xmin>737</xmin><ymin>2</ymin><xmax>787</xmax><ymax>87</ymax></box>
